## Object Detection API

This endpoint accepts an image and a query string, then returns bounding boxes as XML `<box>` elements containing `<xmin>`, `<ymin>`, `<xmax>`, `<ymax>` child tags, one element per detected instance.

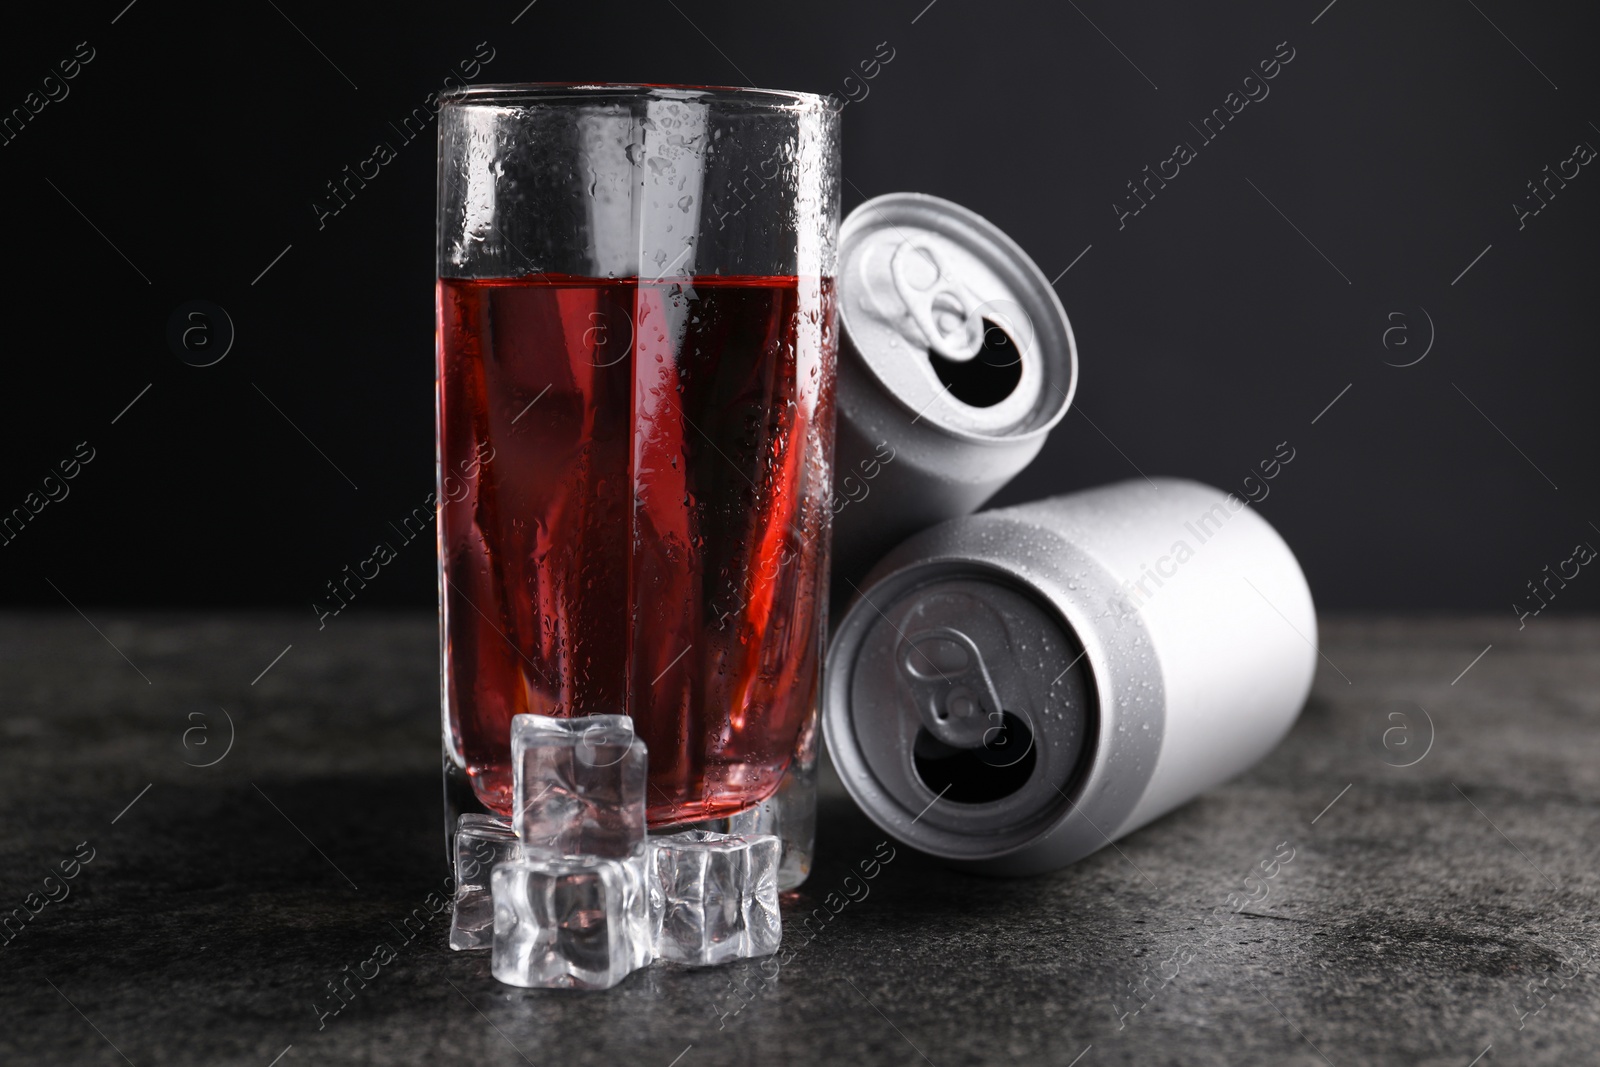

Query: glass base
<box><xmin>442</xmin><ymin>754</ymin><xmax>491</xmax><ymax>871</ymax></box>
<box><xmin>664</xmin><ymin>743</ymin><xmax>817</xmax><ymax>890</ymax></box>
<box><xmin>441</xmin><ymin>727</ymin><xmax>819</xmax><ymax>890</ymax></box>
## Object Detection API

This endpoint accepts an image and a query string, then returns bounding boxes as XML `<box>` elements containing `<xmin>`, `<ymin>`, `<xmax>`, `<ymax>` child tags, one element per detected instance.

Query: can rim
<box><xmin>823</xmin><ymin>510</ymin><xmax>1168</xmax><ymax>872</ymax></box>
<box><xmin>824</xmin><ymin>553</ymin><xmax>1101</xmax><ymax>863</ymax></box>
<box><xmin>838</xmin><ymin>192</ymin><xmax>1079</xmax><ymax>445</ymax></box>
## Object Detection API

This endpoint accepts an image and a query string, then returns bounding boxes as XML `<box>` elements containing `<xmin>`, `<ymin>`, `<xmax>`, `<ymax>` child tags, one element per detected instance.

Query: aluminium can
<box><xmin>821</xmin><ymin>478</ymin><xmax>1317</xmax><ymax>876</ymax></box>
<box><xmin>829</xmin><ymin>192</ymin><xmax>1078</xmax><ymax>604</ymax></box>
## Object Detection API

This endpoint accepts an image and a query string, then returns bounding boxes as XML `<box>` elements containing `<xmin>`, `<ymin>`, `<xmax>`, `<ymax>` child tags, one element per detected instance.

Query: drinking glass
<box><xmin>435</xmin><ymin>84</ymin><xmax>841</xmax><ymax>887</ymax></box>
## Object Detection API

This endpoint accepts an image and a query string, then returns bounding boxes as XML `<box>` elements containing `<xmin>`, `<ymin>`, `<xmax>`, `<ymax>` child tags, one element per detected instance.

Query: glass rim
<box><xmin>438</xmin><ymin>82</ymin><xmax>840</xmax><ymax>112</ymax></box>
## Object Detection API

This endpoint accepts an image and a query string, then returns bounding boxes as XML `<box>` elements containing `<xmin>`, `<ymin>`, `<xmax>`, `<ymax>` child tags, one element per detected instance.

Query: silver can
<box><xmin>829</xmin><ymin>192</ymin><xmax>1078</xmax><ymax>601</ymax></box>
<box><xmin>822</xmin><ymin>478</ymin><xmax>1317</xmax><ymax>876</ymax></box>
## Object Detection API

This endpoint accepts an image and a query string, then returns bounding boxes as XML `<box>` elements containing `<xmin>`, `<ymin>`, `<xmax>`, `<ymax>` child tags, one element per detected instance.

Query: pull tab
<box><xmin>897</xmin><ymin>627</ymin><xmax>1005</xmax><ymax>748</ymax></box>
<box><xmin>890</xmin><ymin>242</ymin><xmax>984</xmax><ymax>362</ymax></box>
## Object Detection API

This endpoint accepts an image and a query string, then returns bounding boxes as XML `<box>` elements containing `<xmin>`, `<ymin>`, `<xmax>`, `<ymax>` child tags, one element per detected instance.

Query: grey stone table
<box><xmin>2</xmin><ymin>613</ymin><xmax>1596</xmax><ymax>1066</ymax></box>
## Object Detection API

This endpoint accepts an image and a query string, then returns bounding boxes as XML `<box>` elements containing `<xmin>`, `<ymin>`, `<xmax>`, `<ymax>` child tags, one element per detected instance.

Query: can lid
<box><xmin>837</xmin><ymin>193</ymin><xmax>1077</xmax><ymax>441</ymax></box>
<box><xmin>828</xmin><ymin>567</ymin><xmax>1093</xmax><ymax>859</ymax></box>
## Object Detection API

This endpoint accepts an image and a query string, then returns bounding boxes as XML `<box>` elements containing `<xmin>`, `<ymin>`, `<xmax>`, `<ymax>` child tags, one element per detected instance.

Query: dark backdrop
<box><xmin>3</xmin><ymin>0</ymin><xmax>1597</xmax><ymax>617</ymax></box>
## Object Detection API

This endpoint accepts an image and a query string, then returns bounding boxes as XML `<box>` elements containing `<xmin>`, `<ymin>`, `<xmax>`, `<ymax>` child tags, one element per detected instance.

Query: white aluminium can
<box><xmin>830</xmin><ymin>192</ymin><xmax>1077</xmax><ymax>600</ymax></box>
<box><xmin>822</xmin><ymin>478</ymin><xmax>1317</xmax><ymax>875</ymax></box>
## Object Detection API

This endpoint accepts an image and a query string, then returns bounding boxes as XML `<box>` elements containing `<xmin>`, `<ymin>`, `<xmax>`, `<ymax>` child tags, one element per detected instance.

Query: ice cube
<box><xmin>511</xmin><ymin>713</ymin><xmax>647</xmax><ymax>860</ymax></box>
<box><xmin>618</xmin><ymin>853</ymin><xmax>654</xmax><ymax>972</ymax></box>
<box><xmin>449</xmin><ymin>813</ymin><xmax>521</xmax><ymax>951</ymax></box>
<box><xmin>650</xmin><ymin>830</ymin><xmax>782</xmax><ymax>966</ymax></box>
<box><xmin>491</xmin><ymin>854</ymin><xmax>650</xmax><ymax>989</ymax></box>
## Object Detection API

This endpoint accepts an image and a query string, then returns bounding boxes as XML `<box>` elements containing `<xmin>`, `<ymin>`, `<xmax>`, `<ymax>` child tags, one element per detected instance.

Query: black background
<box><xmin>2</xmin><ymin>0</ymin><xmax>1597</xmax><ymax>617</ymax></box>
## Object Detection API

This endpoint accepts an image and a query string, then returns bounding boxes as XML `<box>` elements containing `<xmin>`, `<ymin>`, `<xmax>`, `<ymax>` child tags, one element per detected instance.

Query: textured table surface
<box><xmin>1</xmin><ymin>612</ymin><xmax>1596</xmax><ymax>1066</ymax></box>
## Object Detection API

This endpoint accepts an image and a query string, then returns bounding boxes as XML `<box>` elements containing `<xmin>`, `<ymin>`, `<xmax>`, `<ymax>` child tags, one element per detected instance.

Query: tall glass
<box><xmin>435</xmin><ymin>85</ymin><xmax>841</xmax><ymax>886</ymax></box>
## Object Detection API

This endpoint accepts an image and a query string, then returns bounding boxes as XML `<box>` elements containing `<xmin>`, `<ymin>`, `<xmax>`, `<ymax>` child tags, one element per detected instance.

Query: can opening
<box><xmin>927</xmin><ymin>319</ymin><xmax>1023</xmax><ymax>408</ymax></box>
<box><xmin>911</xmin><ymin>711</ymin><xmax>1036</xmax><ymax>803</ymax></box>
